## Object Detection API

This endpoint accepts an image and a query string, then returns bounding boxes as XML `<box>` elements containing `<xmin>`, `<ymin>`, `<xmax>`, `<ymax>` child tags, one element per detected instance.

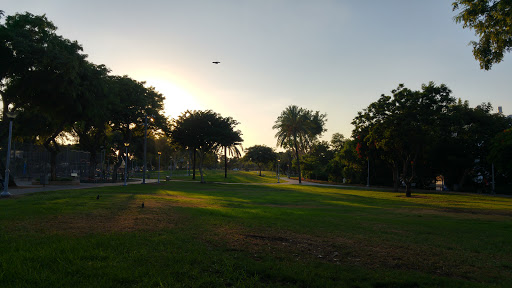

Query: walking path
<box><xmin>3</xmin><ymin>176</ymin><xmax>372</xmax><ymax>197</ymax></box>
<box><xmin>5</xmin><ymin>178</ymin><xmax>159</xmax><ymax>196</ymax></box>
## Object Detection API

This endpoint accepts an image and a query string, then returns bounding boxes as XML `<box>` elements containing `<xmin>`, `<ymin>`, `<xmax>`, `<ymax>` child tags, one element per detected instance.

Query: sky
<box><xmin>3</xmin><ymin>0</ymin><xmax>512</xmax><ymax>150</ymax></box>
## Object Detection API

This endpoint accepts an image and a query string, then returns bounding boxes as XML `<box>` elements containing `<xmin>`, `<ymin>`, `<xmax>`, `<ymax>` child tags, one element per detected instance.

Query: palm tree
<box><xmin>273</xmin><ymin>105</ymin><xmax>327</xmax><ymax>183</ymax></box>
<box><xmin>219</xmin><ymin>130</ymin><xmax>243</xmax><ymax>178</ymax></box>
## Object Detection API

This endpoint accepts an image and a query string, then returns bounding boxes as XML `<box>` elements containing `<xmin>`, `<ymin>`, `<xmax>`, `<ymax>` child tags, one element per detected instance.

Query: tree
<box><xmin>301</xmin><ymin>141</ymin><xmax>333</xmax><ymax>181</ymax></box>
<box><xmin>431</xmin><ymin>100</ymin><xmax>512</xmax><ymax>191</ymax></box>
<box><xmin>107</xmin><ymin>75</ymin><xmax>167</xmax><ymax>182</ymax></box>
<box><xmin>171</xmin><ymin>110</ymin><xmax>238</xmax><ymax>183</ymax></box>
<box><xmin>488</xmin><ymin>128</ymin><xmax>512</xmax><ymax>179</ymax></box>
<box><xmin>244</xmin><ymin>145</ymin><xmax>277</xmax><ymax>176</ymax></box>
<box><xmin>330</xmin><ymin>133</ymin><xmax>346</xmax><ymax>152</ymax></box>
<box><xmin>453</xmin><ymin>0</ymin><xmax>512</xmax><ymax>70</ymax></box>
<box><xmin>273</xmin><ymin>105</ymin><xmax>327</xmax><ymax>183</ymax></box>
<box><xmin>1</xmin><ymin>12</ymin><xmax>63</xmax><ymax>181</ymax></box>
<box><xmin>71</xmin><ymin>62</ymin><xmax>111</xmax><ymax>179</ymax></box>
<box><xmin>2</xmin><ymin>14</ymin><xmax>91</xmax><ymax>180</ymax></box>
<box><xmin>352</xmin><ymin>82</ymin><xmax>455</xmax><ymax>196</ymax></box>
<box><xmin>215</xmin><ymin>116</ymin><xmax>243</xmax><ymax>178</ymax></box>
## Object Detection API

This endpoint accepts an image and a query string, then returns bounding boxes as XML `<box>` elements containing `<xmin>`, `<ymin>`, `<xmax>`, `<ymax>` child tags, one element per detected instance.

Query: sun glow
<box><xmin>143</xmin><ymin>76</ymin><xmax>203</xmax><ymax>119</ymax></box>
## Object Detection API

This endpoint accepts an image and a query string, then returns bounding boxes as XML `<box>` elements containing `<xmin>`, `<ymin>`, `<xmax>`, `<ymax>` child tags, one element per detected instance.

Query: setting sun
<box><xmin>144</xmin><ymin>77</ymin><xmax>203</xmax><ymax>119</ymax></box>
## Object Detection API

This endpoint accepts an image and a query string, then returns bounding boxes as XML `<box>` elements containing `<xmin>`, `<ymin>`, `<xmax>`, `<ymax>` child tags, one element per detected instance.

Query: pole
<box><xmin>2</xmin><ymin>119</ymin><xmax>14</xmax><ymax>197</ymax></box>
<box><xmin>124</xmin><ymin>145</ymin><xmax>128</xmax><ymax>186</ymax></box>
<box><xmin>170</xmin><ymin>157</ymin><xmax>173</xmax><ymax>179</ymax></box>
<box><xmin>277</xmin><ymin>160</ymin><xmax>280</xmax><ymax>183</ymax></box>
<box><xmin>158</xmin><ymin>152</ymin><xmax>161</xmax><ymax>183</ymax></box>
<box><xmin>143</xmin><ymin>114</ymin><xmax>147</xmax><ymax>184</ymax></box>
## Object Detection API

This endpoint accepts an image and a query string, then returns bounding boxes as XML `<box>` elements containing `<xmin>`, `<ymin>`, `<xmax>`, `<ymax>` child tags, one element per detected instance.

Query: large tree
<box><xmin>430</xmin><ymin>100</ymin><xmax>512</xmax><ymax>191</ymax></box>
<box><xmin>171</xmin><ymin>110</ymin><xmax>239</xmax><ymax>183</ymax></box>
<box><xmin>243</xmin><ymin>145</ymin><xmax>277</xmax><ymax>176</ymax></box>
<box><xmin>453</xmin><ymin>0</ymin><xmax>512</xmax><ymax>69</ymax></box>
<box><xmin>488</xmin><ymin>128</ymin><xmax>512</xmax><ymax>179</ymax></box>
<box><xmin>2</xmin><ymin>12</ymin><xmax>94</xmax><ymax>180</ymax></box>
<box><xmin>352</xmin><ymin>82</ymin><xmax>455</xmax><ymax>196</ymax></box>
<box><xmin>273</xmin><ymin>105</ymin><xmax>327</xmax><ymax>184</ymax></box>
<box><xmin>107</xmin><ymin>75</ymin><xmax>167</xmax><ymax>182</ymax></box>
<box><xmin>216</xmin><ymin>116</ymin><xmax>243</xmax><ymax>178</ymax></box>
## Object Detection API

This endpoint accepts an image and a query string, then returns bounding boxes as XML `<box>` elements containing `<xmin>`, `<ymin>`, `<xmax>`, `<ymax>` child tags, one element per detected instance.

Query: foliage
<box><xmin>488</xmin><ymin>128</ymin><xmax>512</xmax><ymax>178</ymax></box>
<box><xmin>453</xmin><ymin>0</ymin><xmax>512</xmax><ymax>69</ymax></box>
<box><xmin>171</xmin><ymin>110</ymin><xmax>241</xmax><ymax>182</ymax></box>
<box><xmin>301</xmin><ymin>141</ymin><xmax>332</xmax><ymax>181</ymax></box>
<box><xmin>243</xmin><ymin>145</ymin><xmax>277</xmax><ymax>176</ymax></box>
<box><xmin>427</xmin><ymin>100</ymin><xmax>511</xmax><ymax>192</ymax></box>
<box><xmin>0</xmin><ymin>12</ymin><xmax>169</xmax><ymax>182</ymax></box>
<box><xmin>352</xmin><ymin>82</ymin><xmax>455</xmax><ymax>196</ymax></box>
<box><xmin>273</xmin><ymin>105</ymin><xmax>327</xmax><ymax>183</ymax></box>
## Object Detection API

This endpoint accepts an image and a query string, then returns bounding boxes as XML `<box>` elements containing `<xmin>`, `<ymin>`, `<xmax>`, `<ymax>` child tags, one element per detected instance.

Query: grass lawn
<box><xmin>1</xmin><ymin>180</ymin><xmax>511</xmax><ymax>287</ymax></box>
<box><xmin>140</xmin><ymin>169</ymin><xmax>286</xmax><ymax>184</ymax></box>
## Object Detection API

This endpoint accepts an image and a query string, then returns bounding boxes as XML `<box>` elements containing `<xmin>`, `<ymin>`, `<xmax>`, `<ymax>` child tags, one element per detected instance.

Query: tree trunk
<box><xmin>192</xmin><ymin>149</ymin><xmax>196</xmax><ymax>180</ymax></box>
<box><xmin>43</xmin><ymin>129</ymin><xmax>62</xmax><ymax>181</ymax></box>
<box><xmin>198</xmin><ymin>150</ymin><xmax>205</xmax><ymax>183</ymax></box>
<box><xmin>294</xmin><ymin>135</ymin><xmax>302</xmax><ymax>184</ymax></box>
<box><xmin>50</xmin><ymin>150</ymin><xmax>57</xmax><ymax>181</ymax></box>
<box><xmin>88</xmin><ymin>150</ymin><xmax>97</xmax><ymax>179</ymax></box>
<box><xmin>224</xmin><ymin>146</ymin><xmax>228</xmax><ymax>178</ymax></box>
<box><xmin>111</xmin><ymin>155</ymin><xmax>123</xmax><ymax>183</ymax></box>
<box><xmin>405</xmin><ymin>183</ymin><xmax>412</xmax><ymax>197</ymax></box>
<box><xmin>457</xmin><ymin>169</ymin><xmax>470</xmax><ymax>191</ymax></box>
<box><xmin>0</xmin><ymin>160</ymin><xmax>17</xmax><ymax>187</ymax></box>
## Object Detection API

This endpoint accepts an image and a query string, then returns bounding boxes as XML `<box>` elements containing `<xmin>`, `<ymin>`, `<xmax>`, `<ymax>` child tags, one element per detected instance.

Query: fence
<box><xmin>8</xmin><ymin>143</ymin><xmax>93</xmax><ymax>180</ymax></box>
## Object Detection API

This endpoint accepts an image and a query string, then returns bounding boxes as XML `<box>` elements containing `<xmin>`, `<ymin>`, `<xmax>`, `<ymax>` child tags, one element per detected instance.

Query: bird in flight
<box><xmin>212</xmin><ymin>61</ymin><xmax>221</xmax><ymax>64</ymax></box>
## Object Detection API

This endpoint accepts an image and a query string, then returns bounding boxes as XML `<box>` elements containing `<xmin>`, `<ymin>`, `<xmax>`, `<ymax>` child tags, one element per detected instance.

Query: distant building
<box><xmin>498</xmin><ymin>106</ymin><xmax>503</xmax><ymax>113</ymax></box>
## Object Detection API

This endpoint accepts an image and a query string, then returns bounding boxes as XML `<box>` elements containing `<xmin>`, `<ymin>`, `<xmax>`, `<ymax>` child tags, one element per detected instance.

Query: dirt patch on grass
<box><xmin>396</xmin><ymin>195</ymin><xmax>430</xmax><ymax>199</ymax></box>
<box><xmin>207</xmin><ymin>225</ymin><xmax>505</xmax><ymax>282</ymax></box>
<box><xmin>8</xmin><ymin>199</ymin><xmax>185</xmax><ymax>235</ymax></box>
<box><xmin>396</xmin><ymin>207</ymin><xmax>512</xmax><ymax>219</ymax></box>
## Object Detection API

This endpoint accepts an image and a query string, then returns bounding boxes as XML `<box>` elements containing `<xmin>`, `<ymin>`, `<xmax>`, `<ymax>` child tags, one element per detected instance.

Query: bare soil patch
<box><xmin>8</xmin><ymin>199</ymin><xmax>181</xmax><ymax>235</ymax></box>
<box><xmin>207</xmin><ymin>225</ymin><xmax>504</xmax><ymax>281</ymax></box>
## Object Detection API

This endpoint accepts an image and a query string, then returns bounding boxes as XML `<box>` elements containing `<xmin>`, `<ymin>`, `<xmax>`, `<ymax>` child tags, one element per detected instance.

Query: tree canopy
<box><xmin>273</xmin><ymin>105</ymin><xmax>327</xmax><ymax>183</ymax></box>
<box><xmin>171</xmin><ymin>110</ymin><xmax>242</xmax><ymax>183</ymax></box>
<box><xmin>244</xmin><ymin>145</ymin><xmax>276</xmax><ymax>176</ymax></box>
<box><xmin>0</xmin><ymin>12</ymin><xmax>168</xmax><ymax>182</ymax></box>
<box><xmin>453</xmin><ymin>0</ymin><xmax>512</xmax><ymax>69</ymax></box>
<box><xmin>352</xmin><ymin>82</ymin><xmax>455</xmax><ymax>196</ymax></box>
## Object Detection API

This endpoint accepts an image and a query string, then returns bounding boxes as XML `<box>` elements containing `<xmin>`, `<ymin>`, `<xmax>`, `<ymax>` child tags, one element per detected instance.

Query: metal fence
<box><xmin>9</xmin><ymin>143</ymin><xmax>93</xmax><ymax>180</ymax></box>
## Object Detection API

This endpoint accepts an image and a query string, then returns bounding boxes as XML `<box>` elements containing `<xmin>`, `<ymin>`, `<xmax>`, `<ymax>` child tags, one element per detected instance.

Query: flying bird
<box><xmin>212</xmin><ymin>61</ymin><xmax>221</xmax><ymax>64</ymax></box>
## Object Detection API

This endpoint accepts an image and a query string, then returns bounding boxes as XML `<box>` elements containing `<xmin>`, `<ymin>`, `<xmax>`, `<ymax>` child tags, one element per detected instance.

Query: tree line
<box><xmin>2</xmin><ymin>3</ymin><xmax>512</xmax><ymax>195</ymax></box>
<box><xmin>269</xmin><ymin>83</ymin><xmax>511</xmax><ymax>196</ymax></box>
<box><xmin>0</xmin><ymin>12</ymin><xmax>242</xmax><ymax>185</ymax></box>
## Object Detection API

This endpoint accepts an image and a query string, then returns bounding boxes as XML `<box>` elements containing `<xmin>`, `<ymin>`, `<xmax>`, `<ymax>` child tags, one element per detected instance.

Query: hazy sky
<box><xmin>3</xmin><ymin>1</ymin><xmax>512</xmax><ymax>150</ymax></box>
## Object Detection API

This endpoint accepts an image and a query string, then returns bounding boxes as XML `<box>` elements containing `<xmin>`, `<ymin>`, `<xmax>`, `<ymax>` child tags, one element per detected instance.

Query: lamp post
<box><xmin>143</xmin><ymin>115</ymin><xmax>148</xmax><ymax>184</ymax></box>
<box><xmin>170</xmin><ymin>157</ymin><xmax>173</xmax><ymax>179</ymax></box>
<box><xmin>2</xmin><ymin>111</ymin><xmax>17</xmax><ymax>197</ymax></box>
<box><xmin>157</xmin><ymin>152</ymin><xmax>162</xmax><ymax>183</ymax></box>
<box><xmin>277</xmin><ymin>159</ymin><xmax>280</xmax><ymax>183</ymax></box>
<box><xmin>124</xmin><ymin>143</ymin><xmax>130</xmax><ymax>186</ymax></box>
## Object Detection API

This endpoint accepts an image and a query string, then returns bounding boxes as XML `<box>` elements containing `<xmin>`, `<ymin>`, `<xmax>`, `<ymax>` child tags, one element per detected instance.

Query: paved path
<box><xmin>5</xmin><ymin>178</ymin><xmax>159</xmax><ymax>196</ymax></box>
<box><xmin>3</xmin><ymin>177</ymin><xmax>367</xmax><ymax>198</ymax></box>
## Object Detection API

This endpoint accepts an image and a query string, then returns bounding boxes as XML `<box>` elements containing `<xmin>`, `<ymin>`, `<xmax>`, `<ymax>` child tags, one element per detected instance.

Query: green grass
<box><xmin>139</xmin><ymin>169</ymin><xmax>286</xmax><ymax>183</ymax></box>
<box><xmin>1</xmin><ymin>182</ymin><xmax>511</xmax><ymax>287</ymax></box>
